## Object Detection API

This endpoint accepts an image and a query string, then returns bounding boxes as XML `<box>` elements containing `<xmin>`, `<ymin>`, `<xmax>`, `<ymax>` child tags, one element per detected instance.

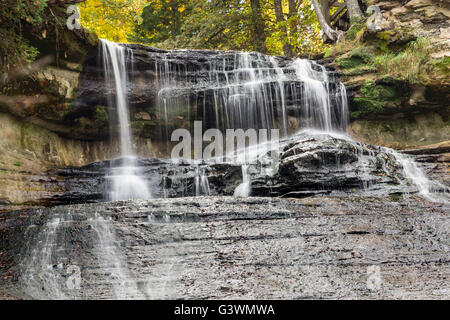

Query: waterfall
<box><xmin>387</xmin><ymin>148</ymin><xmax>449</xmax><ymax>203</ymax></box>
<box><xmin>234</xmin><ymin>165</ymin><xmax>251</xmax><ymax>197</ymax></box>
<box><xmin>20</xmin><ymin>212</ymin><xmax>71</xmax><ymax>299</ymax></box>
<box><xmin>101</xmin><ymin>39</ymin><xmax>151</xmax><ymax>201</ymax></box>
<box><xmin>194</xmin><ymin>167</ymin><xmax>211</xmax><ymax>196</ymax></box>
<box><xmin>151</xmin><ymin>51</ymin><xmax>348</xmax><ymax>135</ymax></box>
<box><xmin>99</xmin><ymin>43</ymin><xmax>446</xmax><ymax>203</ymax></box>
<box><xmin>150</xmin><ymin>51</ymin><xmax>348</xmax><ymax>197</ymax></box>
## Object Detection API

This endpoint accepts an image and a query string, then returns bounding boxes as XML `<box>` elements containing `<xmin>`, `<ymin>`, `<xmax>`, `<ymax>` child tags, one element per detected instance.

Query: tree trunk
<box><xmin>274</xmin><ymin>0</ymin><xmax>292</xmax><ymax>57</ymax></box>
<box><xmin>345</xmin><ymin>0</ymin><xmax>363</xmax><ymax>20</ymax></box>
<box><xmin>311</xmin><ymin>0</ymin><xmax>341</xmax><ymax>42</ymax></box>
<box><xmin>250</xmin><ymin>0</ymin><xmax>267</xmax><ymax>54</ymax></box>
<box><xmin>286</xmin><ymin>0</ymin><xmax>296</xmax><ymax>57</ymax></box>
<box><xmin>321</xmin><ymin>0</ymin><xmax>331</xmax><ymax>25</ymax></box>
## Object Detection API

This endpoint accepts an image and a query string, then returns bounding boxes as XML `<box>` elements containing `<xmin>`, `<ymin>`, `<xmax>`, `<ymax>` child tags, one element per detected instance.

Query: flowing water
<box><xmin>101</xmin><ymin>39</ymin><xmax>151</xmax><ymax>201</ymax></box>
<box><xmin>13</xmin><ymin>42</ymin><xmax>448</xmax><ymax>300</ymax></box>
<box><xmin>152</xmin><ymin>51</ymin><xmax>348</xmax><ymax>135</ymax></box>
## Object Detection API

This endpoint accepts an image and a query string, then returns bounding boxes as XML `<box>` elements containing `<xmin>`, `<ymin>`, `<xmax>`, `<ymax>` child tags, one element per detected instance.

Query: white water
<box><xmin>101</xmin><ymin>39</ymin><xmax>151</xmax><ymax>201</ymax></box>
<box><xmin>388</xmin><ymin>148</ymin><xmax>449</xmax><ymax>203</ymax></box>
<box><xmin>296</xmin><ymin>129</ymin><xmax>449</xmax><ymax>204</ymax></box>
<box><xmin>234</xmin><ymin>165</ymin><xmax>251</xmax><ymax>197</ymax></box>
<box><xmin>104</xmin><ymin>43</ymin><xmax>447</xmax><ymax>203</ymax></box>
<box><xmin>89</xmin><ymin>212</ymin><xmax>145</xmax><ymax>299</ymax></box>
<box><xmin>21</xmin><ymin>213</ymin><xmax>70</xmax><ymax>299</ymax></box>
<box><xmin>194</xmin><ymin>166</ymin><xmax>211</xmax><ymax>196</ymax></box>
<box><xmin>152</xmin><ymin>52</ymin><xmax>348</xmax><ymax>134</ymax></box>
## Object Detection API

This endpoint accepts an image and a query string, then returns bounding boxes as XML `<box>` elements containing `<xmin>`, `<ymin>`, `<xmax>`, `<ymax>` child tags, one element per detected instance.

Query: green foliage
<box><xmin>337</xmin><ymin>47</ymin><xmax>375</xmax><ymax>69</ymax></box>
<box><xmin>347</xmin><ymin>17</ymin><xmax>365</xmax><ymax>41</ymax></box>
<box><xmin>266</xmin><ymin>1</ymin><xmax>327</xmax><ymax>56</ymax></box>
<box><xmin>374</xmin><ymin>37</ymin><xmax>432</xmax><ymax>84</ymax></box>
<box><xmin>80</xmin><ymin>0</ymin><xmax>146</xmax><ymax>43</ymax></box>
<box><xmin>351</xmin><ymin>79</ymin><xmax>401</xmax><ymax>119</ymax></box>
<box><xmin>13</xmin><ymin>161</ymin><xmax>23</xmax><ymax>167</ymax></box>
<box><xmin>94</xmin><ymin>105</ymin><xmax>109</xmax><ymax>123</ymax></box>
<box><xmin>127</xmin><ymin>0</ymin><xmax>326</xmax><ymax>55</ymax></box>
<box><xmin>430</xmin><ymin>56</ymin><xmax>450</xmax><ymax>77</ymax></box>
<box><xmin>334</xmin><ymin>36</ymin><xmax>443</xmax><ymax>88</ymax></box>
<box><xmin>0</xmin><ymin>0</ymin><xmax>48</xmax><ymax>74</ymax></box>
<box><xmin>337</xmin><ymin>47</ymin><xmax>377</xmax><ymax>76</ymax></box>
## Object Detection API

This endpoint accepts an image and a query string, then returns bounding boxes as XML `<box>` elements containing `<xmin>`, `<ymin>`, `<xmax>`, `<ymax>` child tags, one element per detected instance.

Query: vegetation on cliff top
<box><xmin>325</xmin><ymin>8</ymin><xmax>449</xmax><ymax>119</ymax></box>
<box><xmin>79</xmin><ymin>0</ymin><xmax>327</xmax><ymax>57</ymax></box>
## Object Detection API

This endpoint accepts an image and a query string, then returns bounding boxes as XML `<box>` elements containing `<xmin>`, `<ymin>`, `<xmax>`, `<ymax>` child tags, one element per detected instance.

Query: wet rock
<box><xmin>23</xmin><ymin>131</ymin><xmax>447</xmax><ymax>207</ymax></box>
<box><xmin>0</xmin><ymin>195</ymin><xmax>448</xmax><ymax>299</ymax></box>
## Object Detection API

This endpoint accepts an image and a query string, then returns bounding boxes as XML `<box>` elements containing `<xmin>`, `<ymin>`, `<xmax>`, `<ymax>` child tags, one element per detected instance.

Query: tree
<box><xmin>134</xmin><ymin>0</ymin><xmax>189</xmax><ymax>44</ymax></box>
<box><xmin>250</xmin><ymin>0</ymin><xmax>267</xmax><ymax>54</ymax></box>
<box><xmin>285</xmin><ymin>0</ymin><xmax>296</xmax><ymax>57</ymax></box>
<box><xmin>311</xmin><ymin>0</ymin><xmax>342</xmax><ymax>42</ymax></box>
<box><xmin>273</xmin><ymin>0</ymin><xmax>292</xmax><ymax>57</ymax></box>
<box><xmin>345</xmin><ymin>0</ymin><xmax>363</xmax><ymax>20</ymax></box>
<box><xmin>79</xmin><ymin>0</ymin><xmax>146</xmax><ymax>42</ymax></box>
<box><xmin>321</xmin><ymin>0</ymin><xmax>330</xmax><ymax>24</ymax></box>
<box><xmin>85</xmin><ymin>0</ymin><xmax>326</xmax><ymax>55</ymax></box>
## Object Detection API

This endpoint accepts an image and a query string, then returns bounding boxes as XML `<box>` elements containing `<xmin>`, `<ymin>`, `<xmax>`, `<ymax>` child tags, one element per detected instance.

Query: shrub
<box><xmin>374</xmin><ymin>37</ymin><xmax>432</xmax><ymax>84</ymax></box>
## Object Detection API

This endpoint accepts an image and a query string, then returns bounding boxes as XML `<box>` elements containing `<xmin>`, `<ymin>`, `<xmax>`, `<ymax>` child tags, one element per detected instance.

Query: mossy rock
<box><xmin>343</xmin><ymin>65</ymin><xmax>377</xmax><ymax>76</ymax></box>
<box><xmin>351</xmin><ymin>79</ymin><xmax>407</xmax><ymax>119</ymax></box>
<box><xmin>94</xmin><ymin>106</ymin><xmax>109</xmax><ymax>123</ymax></box>
<box><xmin>131</xmin><ymin>120</ymin><xmax>159</xmax><ymax>138</ymax></box>
<box><xmin>347</xmin><ymin>18</ymin><xmax>366</xmax><ymax>41</ymax></box>
<box><xmin>337</xmin><ymin>47</ymin><xmax>375</xmax><ymax>69</ymax></box>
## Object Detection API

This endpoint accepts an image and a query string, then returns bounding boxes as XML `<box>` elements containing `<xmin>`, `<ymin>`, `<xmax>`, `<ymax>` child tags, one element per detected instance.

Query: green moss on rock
<box><xmin>94</xmin><ymin>106</ymin><xmax>109</xmax><ymax>123</ymax></box>
<box><xmin>337</xmin><ymin>47</ymin><xmax>375</xmax><ymax>69</ymax></box>
<box><xmin>351</xmin><ymin>79</ymin><xmax>405</xmax><ymax>119</ymax></box>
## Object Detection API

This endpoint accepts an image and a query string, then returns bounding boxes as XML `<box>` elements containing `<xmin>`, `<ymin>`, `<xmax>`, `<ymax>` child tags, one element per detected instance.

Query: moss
<box><xmin>94</xmin><ymin>105</ymin><xmax>109</xmax><ymax>123</ymax></box>
<box><xmin>351</xmin><ymin>79</ymin><xmax>403</xmax><ymax>119</ymax></box>
<box><xmin>131</xmin><ymin>120</ymin><xmax>158</xmax><ymax>138</ymax></box>
<box><xmin>13</xmin><ymin>161</ymin><xmax>22</xmax><ymax>167</ymax></box>
<box><xmin>343</xmin><ymin>65</ymin><xmax>377</xmax><ymax>76</ymax></box>
<box><xmin>430</xmin><ymin>57</ymin><xmax>450</xmax><ymax>78</ymax></box>
<box><xmin>373</xmin><ymin>37</ymin><xmax>432</xmax><ymax>84</ymax></box>
<box><xmin>337</xmin><ymin>47</ymin><xmax>375</xmax><ymax>69</ymax></box>
<box><xmin>75</xmin><ymin>117</ymin><xmax>94</xmax><ymax>129</ymax></box>
<box><xmin>347</xmin><ymin>17</ymin><xmax>366</xmax><ymax>41</ymax></box>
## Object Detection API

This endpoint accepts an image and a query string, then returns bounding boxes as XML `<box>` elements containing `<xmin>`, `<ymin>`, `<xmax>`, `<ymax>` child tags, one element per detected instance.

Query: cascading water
<box><xmin>101</xmin><ymin>39</ymin><xmax>151</xmax><ymax>201</ymax></box>
<box><xmin>143</xmin><ymin>48</ymin><xmax>447</xmax><ymax>203</ymax></box>
<box><xmin>150</xmin><ymin>51</ymin><xmax>349</xmax><ymax>197</ymax></box>
<box><xmin>152</xmin><ymin>51</ymin><xmax>348</xmax><ymax>135</ymax></box>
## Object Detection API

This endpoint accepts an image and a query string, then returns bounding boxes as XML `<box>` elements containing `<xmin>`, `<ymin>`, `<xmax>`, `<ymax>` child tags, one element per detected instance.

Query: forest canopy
<box><xmin>79</xmin><ymin>0</ymin><xmax>328</xmax><ymax>56</ymax></box>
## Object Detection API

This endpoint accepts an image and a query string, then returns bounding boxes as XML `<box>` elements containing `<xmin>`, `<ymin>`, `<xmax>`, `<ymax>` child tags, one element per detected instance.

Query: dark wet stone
<box><xmin>0</xmin><ymin>195</ymin><xmax>448</xmax><ymax>299</ymax></box>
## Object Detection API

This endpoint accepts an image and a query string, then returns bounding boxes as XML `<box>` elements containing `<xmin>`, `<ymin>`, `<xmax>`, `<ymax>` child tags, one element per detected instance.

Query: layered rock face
<box><xmin>1</xmin><ymin>0</ymin><xmax>448</xmax><ymax>208</ymax></box>
<box><xmin>1</xmin><ymin>195</ymin><xmax>448</xmax><ymax>299</ymax></box>
<box><xmin>30</xmin><ymin>131</ymin><xmax>448</xmax><ymax>207</ymax></box>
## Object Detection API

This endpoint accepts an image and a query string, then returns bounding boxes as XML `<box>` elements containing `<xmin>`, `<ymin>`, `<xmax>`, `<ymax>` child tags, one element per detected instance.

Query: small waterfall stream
<box><xmin>101</xmin><ymin>39</ymin><xmax>151</xmax><ymax>201</ymax></box>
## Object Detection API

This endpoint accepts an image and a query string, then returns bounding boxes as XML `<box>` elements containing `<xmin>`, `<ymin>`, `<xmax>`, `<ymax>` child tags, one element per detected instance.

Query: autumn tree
<box><xmin>311</xmin><ymin>0</ymin><xmax>342</xmax><ymax>42</ymax></box>
<box><xmin>250</xmin><ymin>0</ymin><xmax>267</xmax><ymax>54</ymax></box>
<box><xmin>311</xmin><ymin>0</ymin><xmax>365</xmax><ymax>43</ymax></box>
<box><xmin>79</xmin><ymin>0</ymin><xmax>146</xmax><ymax>42</ymax></box>
<box><xmin>273</xmin><ymin>0</ymin><xmax>292</xmax><ymax>56</ymax></box>
<box><xmin>78</xmin><ymin>0</ymin><xmax>327</xmax><ymax>56</ymax></box>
